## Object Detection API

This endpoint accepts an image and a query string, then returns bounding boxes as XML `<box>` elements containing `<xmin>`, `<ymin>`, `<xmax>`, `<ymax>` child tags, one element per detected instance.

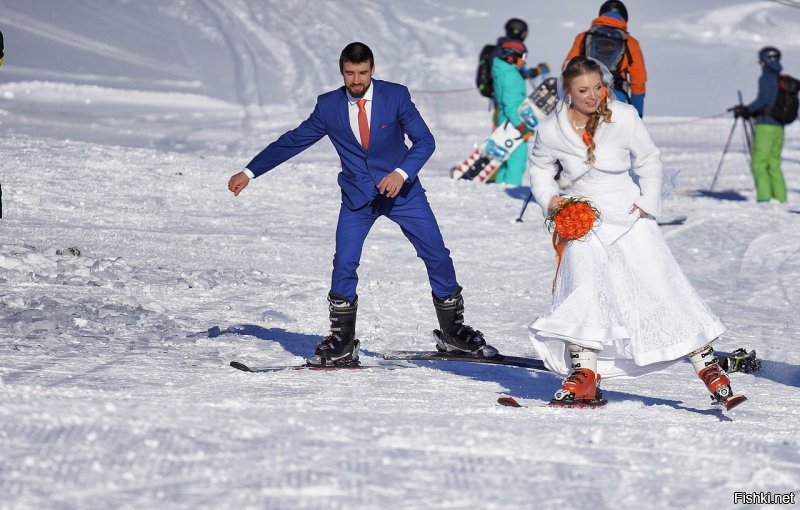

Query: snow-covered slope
<box><xmin>1</xmin><ymin>1</ymin><xmax>799</xmax><ymax>508</ymax></box>
<box><xmin>2</xmin><ymin>0</ymin><xmax>800</xmax><ymax>151</ymax></box>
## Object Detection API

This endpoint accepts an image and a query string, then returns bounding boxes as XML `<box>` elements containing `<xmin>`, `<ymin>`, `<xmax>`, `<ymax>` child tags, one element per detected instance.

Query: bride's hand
<box><xmin>548</xmin><ymin>196</ymin><xmax>562</xmax><ymax>213</ymax></box>
<box><xmin>629</xmin><ymin>205</ymin><xmax>647</xmax><ymax>217</ymax></box>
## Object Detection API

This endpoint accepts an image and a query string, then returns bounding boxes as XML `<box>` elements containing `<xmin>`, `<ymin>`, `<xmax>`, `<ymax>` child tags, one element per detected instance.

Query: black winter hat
<box><xmin>759</xmin><ymin>46</ymin><xmax>781</xmax><ymax>63</ymax></box>
<box><xmin>504</xmin><ymin>18</ymin><xmax>528</xmax><ymax>40</ymax></box>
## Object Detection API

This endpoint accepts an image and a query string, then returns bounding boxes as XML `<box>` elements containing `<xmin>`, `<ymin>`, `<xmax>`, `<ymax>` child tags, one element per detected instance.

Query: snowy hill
<box><xmin>1</xmin><ymin>1</ymin><xmax>800</xmax><ymax>508</ymax></box>
<box><xmin>2</xmin><ymin>0</ymin><xmax>800</xmax><ymax>150</ymax></box>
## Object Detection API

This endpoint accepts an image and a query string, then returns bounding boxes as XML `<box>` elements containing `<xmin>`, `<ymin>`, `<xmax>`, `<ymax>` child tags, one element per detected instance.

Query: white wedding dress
<box><xmin>527</xmin><ymin>101</ymin><xmax>726</xmax><ymax>378</ymax></box>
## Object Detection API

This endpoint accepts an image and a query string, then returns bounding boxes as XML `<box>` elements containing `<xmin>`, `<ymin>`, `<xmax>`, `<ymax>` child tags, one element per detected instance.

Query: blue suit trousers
<box><xmin>331</xmin><ymin>192</ymin><xmax>458</xmax><ymax>303</ymax></box>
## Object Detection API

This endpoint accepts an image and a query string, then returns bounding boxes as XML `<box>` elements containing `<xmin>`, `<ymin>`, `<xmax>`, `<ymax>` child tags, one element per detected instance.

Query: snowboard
<box><xmin>451</xmin><ymin>76</ymin><xmax>558</xmax><ymax>183</ymax></box>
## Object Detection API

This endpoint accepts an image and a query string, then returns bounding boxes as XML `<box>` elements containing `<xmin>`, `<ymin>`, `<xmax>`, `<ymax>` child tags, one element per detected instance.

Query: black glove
<box><xmin>730</xmin><ymin>105</ymin><xmax>751</xmax><ymax>119</ymax></box>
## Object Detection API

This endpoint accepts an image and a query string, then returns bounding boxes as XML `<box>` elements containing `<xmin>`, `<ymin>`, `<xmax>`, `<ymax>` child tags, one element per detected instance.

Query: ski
<box><xmin>229</xmin><ymin>360</ymin><xmax>408</xmax><ymax>373</ymax></box>
<box><xmin>713</xmin><ymin>394</ymin><xmax>748</xmax><ymax>411</ymax></box>
<box><xmin>497</xmin><ymin>396</ymin><xmax>525</xmax><ymax>407</ymax></box>
<box><xmin>382</xmin><ymin>350</ymin><xmax>549</xmax><ymax>371</ymax></box>
<box><xmin>500</xmin><ymin>393</ymin><xmax>745</xmax><ymax>411</ymax></box>
<box><xmin>497</xmin><ymin>395</ymin><xmax>608</xmax><ymax>409</ymax></box>
<box><xmin>548</xmin><ymin>396</ymin><xmax>608</xmax><ymax>408</ymax></box>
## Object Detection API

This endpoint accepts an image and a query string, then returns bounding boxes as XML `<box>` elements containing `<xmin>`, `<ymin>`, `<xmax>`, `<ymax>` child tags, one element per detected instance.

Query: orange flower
<box><xmin>546</xmin><ymin>197</ymin><xmax>598</xmax><ymax>240</ymax></box>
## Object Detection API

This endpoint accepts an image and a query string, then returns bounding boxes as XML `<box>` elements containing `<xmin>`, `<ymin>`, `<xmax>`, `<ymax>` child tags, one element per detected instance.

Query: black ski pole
<box><xmin>737</xmin><ymin>90</ymin><xmax>754</xmax><ymax>154</ymax></box>
<box><xmin>516</xmin><ymin>191</ymin><xmax>533</xmax><ymax>222</ymax></box>
<box><xmin>711</xmin><ymin>118</ymin><xmax>738</xmax><ymax>192</ymax></box>
<box><xmin>708</xmin><ymin>90</ymin><xmax>752</xmax><ymax>191</ymax></box>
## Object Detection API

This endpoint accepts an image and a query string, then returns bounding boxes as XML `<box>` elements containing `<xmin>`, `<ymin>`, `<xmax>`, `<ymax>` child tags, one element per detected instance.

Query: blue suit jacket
<box><xmin>247</xmin><ymin>79</ymin><xmax>435</xmax><ymax>210</ymax></box>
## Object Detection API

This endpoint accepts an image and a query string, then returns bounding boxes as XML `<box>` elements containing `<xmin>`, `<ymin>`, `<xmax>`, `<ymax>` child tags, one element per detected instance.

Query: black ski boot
<box><xmin>716</xmin><ymin>348</ymin><xmax>761</xmax><ymax>374</ymax></box>
<box><xmin>306</xmin><ymin>294</ymin><xmax>360</xmax><ymax>367</ymax></box>
<box><xmin>432</xmin><ymin>287</ymin><xmax>498</xmax><ymax>358</ymax></box>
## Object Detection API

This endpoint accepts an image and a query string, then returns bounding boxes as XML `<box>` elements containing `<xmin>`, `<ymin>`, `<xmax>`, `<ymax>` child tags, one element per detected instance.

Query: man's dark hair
<box><xmin>339</xmin><ymin>42</ymin><xmax>374</xmax><ymax>73</ymax></box>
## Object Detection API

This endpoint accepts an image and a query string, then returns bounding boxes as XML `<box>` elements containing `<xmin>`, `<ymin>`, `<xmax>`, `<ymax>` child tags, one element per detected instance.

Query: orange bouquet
<box><xmin>545</xmin><ymin>197</ymin><xmax>600</xmax><ymax>291</ymax></box>
<box><xmin>545</xmin><ymin>197</ymin><xmax>599</xmax><ymax>240</ymax></box>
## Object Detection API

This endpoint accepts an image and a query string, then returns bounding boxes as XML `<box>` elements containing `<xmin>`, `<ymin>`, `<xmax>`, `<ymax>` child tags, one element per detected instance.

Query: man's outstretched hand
<box><xmin>376</xmin><ymin>172</ymin><xmax>404</xmax><ymax>198</ymax></box>
<box><xmin>228</xmin><ymin>172</ymin><xmax>251</xmax><ymax>196</ymax></box>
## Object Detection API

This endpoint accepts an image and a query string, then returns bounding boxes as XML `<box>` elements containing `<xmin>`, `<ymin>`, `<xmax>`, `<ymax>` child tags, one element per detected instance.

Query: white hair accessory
<box><xmin>556</xmin><ymin>57</ymin><xmax>615</xmax><ymax>100</ymax></box>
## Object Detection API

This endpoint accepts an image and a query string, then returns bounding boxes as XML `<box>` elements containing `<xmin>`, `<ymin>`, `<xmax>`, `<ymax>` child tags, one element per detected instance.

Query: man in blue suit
<box><xmin>228</xmin><ymin>42</ymin><xmax>496</xmax><ymax>366</ymax></box>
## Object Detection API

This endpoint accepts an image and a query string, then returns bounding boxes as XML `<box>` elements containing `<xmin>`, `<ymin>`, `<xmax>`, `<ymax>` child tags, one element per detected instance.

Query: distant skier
<box><xmin>732</xmin><ymin>46</ymin><xmax>792</xmax><ymax>205</ymax></box>
<box><xmin>473</xmin><ymin>18</ymin><xmax>548</xmax><ymax>185</ymax></box>
<box><xmin>477</xmin><ymin>19</ymin><xmax>548</xmax><ymax>102</ymax></box>
<box><xmin>564</xmin><ymin>1</ymin><xmax>647</xmax><ymax>117</ymax></box>
<box><xmin>227</xmin><ymin>42</ymin><xmax>497</xmax><ymax>366</ymax></box>
<box><xmin>490</xmin><ymin>19</ymin><xmax>549</xmax><ymax>89</ymax></box>
<box><xmin>491</xmin><ymin>40</ymin><xmax>533</xmax><ymax>186</ymax></box>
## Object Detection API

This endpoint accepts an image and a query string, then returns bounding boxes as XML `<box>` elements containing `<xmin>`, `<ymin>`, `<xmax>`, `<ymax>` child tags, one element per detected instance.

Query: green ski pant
<box><xmin>751</xmin><ymin>123</ymin><xmax>786</xmax><ymax>203</ymax></box>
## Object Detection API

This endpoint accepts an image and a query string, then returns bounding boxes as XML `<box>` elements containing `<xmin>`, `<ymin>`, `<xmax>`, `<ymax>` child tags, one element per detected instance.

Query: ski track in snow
<box><xmin>1</xmin><ymin>1</ymin><xmax>800</xmax><ymax>508</ymax></box>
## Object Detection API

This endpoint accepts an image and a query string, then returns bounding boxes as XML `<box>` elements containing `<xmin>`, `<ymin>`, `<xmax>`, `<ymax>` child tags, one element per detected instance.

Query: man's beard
<box><xmin>347</xmin><ymin>80</ymin><xmax>371</xmax><ymax>98</ymax></box>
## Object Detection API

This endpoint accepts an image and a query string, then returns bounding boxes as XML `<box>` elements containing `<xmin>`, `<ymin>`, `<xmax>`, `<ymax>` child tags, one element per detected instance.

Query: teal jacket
<box><xmin>491</xmin><ymin>57</ymin><xmax>526</xmax><ymax>127</ymax></box>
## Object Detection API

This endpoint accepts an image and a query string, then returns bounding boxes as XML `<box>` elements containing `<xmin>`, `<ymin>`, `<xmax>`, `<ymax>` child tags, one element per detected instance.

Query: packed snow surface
<box><xmin>1</xmin><ymin>1</ymin><xmax>799</xmax><ymax>508</ymax></box>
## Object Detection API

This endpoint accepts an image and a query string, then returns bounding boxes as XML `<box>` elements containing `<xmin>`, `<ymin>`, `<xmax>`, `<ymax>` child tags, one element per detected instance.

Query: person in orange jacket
<box><xmin>564</xmin><ymin>0</ymin><xmax>647</xmax><ymax>117</ymax></box>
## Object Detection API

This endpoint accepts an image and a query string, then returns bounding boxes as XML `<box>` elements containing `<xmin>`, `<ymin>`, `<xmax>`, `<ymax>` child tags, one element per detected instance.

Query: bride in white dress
<box><xmin>527</xmin><ymin>56</ymin><xmax>745</xmax><ymax>408</ymax></box>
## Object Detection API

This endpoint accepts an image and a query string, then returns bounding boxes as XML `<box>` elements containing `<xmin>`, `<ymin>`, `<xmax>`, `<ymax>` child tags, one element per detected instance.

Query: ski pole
<box><xmin>516</xmin><ymin>191</ymin><xmax>533</xmax><ymax>222</ymax></box>
<box><xmin>737</xmin><ymin>90</ymin><xmax>753</xmax><ymax>158</ymax></box>
<box><xmin>710</xmin><ymin>116</ymin><xmax>739</xmax><ymax>192</ymax></box>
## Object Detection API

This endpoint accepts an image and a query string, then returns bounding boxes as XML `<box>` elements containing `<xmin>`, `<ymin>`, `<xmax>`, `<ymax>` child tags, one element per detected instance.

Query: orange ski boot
<box><xmin>699</xmin><ymin>363</ymin><xmax>747</xmax><ymax>411</ymax></box>
<box><xmin>549</xmin><ymin>367</ymin><xmax>607</xmax><ymax>408</ymax></box>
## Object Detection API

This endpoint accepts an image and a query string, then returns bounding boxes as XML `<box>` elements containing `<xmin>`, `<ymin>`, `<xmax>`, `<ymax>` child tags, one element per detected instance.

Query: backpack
<box><xmin>581</xmin><ymin>25</ymin><xmax>633</xmax><ymax>94</ymax></box>
<box><xmin>476</xmin><ymin>44</ymin><xmax>496</xmax><ymax>98</ymax></box>
<box><xmin>770</xmin><ymin>74</ymin><xmax>800</xmax><ymax>125</ymax></box>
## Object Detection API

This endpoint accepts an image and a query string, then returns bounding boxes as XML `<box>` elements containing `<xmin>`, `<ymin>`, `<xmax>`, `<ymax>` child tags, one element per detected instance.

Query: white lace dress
<box><xmin>527</xmin><ymin>101</ymin><xmax>726</xmax><ymax>378</ymax></box>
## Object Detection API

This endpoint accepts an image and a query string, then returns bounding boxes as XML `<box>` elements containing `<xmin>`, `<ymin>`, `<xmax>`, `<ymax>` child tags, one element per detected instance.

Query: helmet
<box><xmin>598</xmin><ymin>0</ymin><xmax>628</xmax><ymax>22</ymax></box>
<box><xmin>504</xmin><ymin>18</ymin><xmax>528</xmax><ymax>40</ymax></box>
<box><xmin>500</xmin><ymin>40</ymin><xmax>527</xmax><ymax>63</ymax></box>
<box><xmin>759</xmin><ymin>46</ymin><xmax>781</xmax><ymax>63</ymax></box>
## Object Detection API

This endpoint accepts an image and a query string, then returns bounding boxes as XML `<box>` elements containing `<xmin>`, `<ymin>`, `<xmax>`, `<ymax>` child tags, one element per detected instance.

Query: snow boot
<box><xmin>306</xmin><ymin>294</ymin><xmax>360</xmax><ymax>367</ymax></box>
<box><xmin>432</xmin><ymin>287</ymin><xmax>497</xmax><ymax>358</ymax></box>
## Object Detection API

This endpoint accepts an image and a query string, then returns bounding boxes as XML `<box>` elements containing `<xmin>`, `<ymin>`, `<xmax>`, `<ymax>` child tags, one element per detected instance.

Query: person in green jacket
<box><xmin>491</xmin><ymin>40</ymin><xmax>532</xmax><ymax>186</ymax></box>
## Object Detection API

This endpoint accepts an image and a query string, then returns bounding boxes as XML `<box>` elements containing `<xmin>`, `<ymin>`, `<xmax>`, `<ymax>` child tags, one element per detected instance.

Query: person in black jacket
<box><xmin>733</xmin><ymin>46</ymin><xmax>787</xmax><ymax>204</ymax></box>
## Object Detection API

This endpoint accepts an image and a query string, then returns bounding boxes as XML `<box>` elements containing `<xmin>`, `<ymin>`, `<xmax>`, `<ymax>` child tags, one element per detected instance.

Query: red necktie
<box><xmin>356</xmin><ymin>99</ymin><xmax>370</xmax><ymax>150</ymax></box>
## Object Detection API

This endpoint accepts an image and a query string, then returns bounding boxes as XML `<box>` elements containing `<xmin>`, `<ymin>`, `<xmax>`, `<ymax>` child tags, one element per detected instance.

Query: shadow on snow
<box><xmin>205</xmin><ymin>325</ymin><xmax>798</xmax><ymax>419</ymax></box>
